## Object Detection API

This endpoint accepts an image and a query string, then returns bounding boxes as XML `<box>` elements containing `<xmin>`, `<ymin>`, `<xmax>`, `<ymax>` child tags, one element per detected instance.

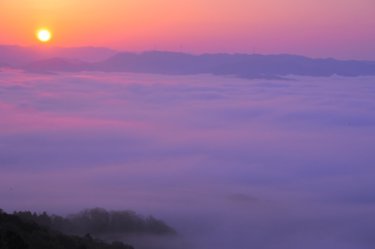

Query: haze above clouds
<box><xmin>1</xmin><ymin>71</ymin><xmax>375</xmax><ymax>249</ymax></box>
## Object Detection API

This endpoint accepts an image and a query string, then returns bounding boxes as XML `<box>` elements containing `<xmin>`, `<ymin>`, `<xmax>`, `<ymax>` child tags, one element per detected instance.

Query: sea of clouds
<box><xmin>1</xmin><ymin>70</ymin><xmax>375</xmax><ymax>249</ymax></box>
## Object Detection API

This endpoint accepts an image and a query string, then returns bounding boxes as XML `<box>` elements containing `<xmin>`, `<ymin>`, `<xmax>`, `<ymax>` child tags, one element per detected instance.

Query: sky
<box><xmin>1</xmin><ymin>70</ymin><xmax>375</xmax><ymax>248</ymax></box>
<box><xmin>0</xmin><ymin>0</ymin><xmax>374</xmax><ymax>59</ymax></box>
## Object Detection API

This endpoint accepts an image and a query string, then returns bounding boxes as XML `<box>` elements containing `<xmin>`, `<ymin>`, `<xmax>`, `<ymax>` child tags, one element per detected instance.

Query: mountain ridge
<box><xmin>1</xmin><ymin>46</ymin><xmax>375</xmax><ymax>79</ymax></box>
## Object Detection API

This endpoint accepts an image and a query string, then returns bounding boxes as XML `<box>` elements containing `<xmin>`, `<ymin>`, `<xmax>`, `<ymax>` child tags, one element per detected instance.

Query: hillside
<box><xmin>0</xmin><ymin>209</ymin><xmax>134</xmax><ymax>249</ymax></box>
<box><xmin>13</xmin><ymin>208</ymin><xmax>177</xmax><ymax>237</ymax></box>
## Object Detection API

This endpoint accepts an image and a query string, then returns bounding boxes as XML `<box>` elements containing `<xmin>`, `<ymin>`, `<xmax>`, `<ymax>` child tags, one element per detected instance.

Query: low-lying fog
<box><xmin>1</xmin><ymin>70</ymin><xmax>375</xmax><ymax>249</ymax></box>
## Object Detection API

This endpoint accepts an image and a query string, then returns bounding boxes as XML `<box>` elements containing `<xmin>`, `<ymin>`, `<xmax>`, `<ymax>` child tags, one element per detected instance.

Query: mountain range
<box><xmin>1</xmin><ymin>45</ymin><xmax>375</xmax><ymax>79</ymax></box>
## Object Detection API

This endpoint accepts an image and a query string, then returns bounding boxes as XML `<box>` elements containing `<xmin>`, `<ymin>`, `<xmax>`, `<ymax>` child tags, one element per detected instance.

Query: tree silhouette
<box><xmin>0</xmin><ymin>210</ymin><xmax>134</xmax><ymax>249</ymax></box>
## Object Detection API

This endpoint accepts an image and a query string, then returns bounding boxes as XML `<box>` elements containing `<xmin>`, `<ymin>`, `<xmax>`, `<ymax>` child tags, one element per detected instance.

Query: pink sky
<box><xmin>0</xmin><ymin>0</ymin><xmax>374</xmax><ymax>59</ymax></box>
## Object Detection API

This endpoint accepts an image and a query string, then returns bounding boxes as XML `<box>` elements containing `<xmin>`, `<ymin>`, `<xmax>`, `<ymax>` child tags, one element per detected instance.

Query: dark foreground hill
<box><xmin>0</xmin><ymin>209</ymin><xmax>134</xmax><ymax>249</ymax></box>
<box><xmin>13</xmin><ymin>208</ymin><xmax>176</xmax><ymax>237</ymax></box>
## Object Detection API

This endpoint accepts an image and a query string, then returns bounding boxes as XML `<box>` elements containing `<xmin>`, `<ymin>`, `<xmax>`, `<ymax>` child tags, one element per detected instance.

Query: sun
<box><xmin>36</xmin><ymin>29</ymin><xmax>52</xmax><ymax>43</ymax></box>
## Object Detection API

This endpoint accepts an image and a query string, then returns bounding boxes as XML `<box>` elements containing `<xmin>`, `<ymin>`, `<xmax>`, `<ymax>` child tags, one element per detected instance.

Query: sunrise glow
<box><xmin>36</xmin><ymin>29</ymin><xmax>52</xmax><ymax>43</ymax></box>
<box><xmin>0</xmin><ymin>0</ymin><xmax>373</xmax><ymax>59</ymax></box>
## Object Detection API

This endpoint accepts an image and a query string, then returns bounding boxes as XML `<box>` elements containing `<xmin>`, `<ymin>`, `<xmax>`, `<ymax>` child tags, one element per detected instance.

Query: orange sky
<box><xmin>0</xmin><ymin>0</ymin><xmax>374</xmax><ymax>59</ymax></box>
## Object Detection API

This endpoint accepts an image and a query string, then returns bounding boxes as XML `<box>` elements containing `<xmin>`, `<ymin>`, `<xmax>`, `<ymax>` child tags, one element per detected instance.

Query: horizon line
<box><xmin>1</xmin><ymin>43</ymin><xmax>375</xmax><ymax>62</ymax></box>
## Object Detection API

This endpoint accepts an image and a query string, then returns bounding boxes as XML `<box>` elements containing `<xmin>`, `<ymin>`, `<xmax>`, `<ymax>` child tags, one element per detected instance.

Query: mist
<box><xmin>1</xmin><ymin>70</ymin><xmax>375</xmax><ymax>249</ymax></box>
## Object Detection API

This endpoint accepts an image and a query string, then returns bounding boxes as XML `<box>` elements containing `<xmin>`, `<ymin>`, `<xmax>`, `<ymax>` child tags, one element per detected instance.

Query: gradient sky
<box><xmin>0</xmin><ymin>0</ymin><xmax>374</xmax><ymax>59</ymax></box>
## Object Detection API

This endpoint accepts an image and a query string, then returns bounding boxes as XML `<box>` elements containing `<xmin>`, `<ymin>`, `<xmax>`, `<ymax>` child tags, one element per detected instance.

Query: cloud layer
<box><xmin>1</xmin><ymin>70</ymin><xmax>375</xmax><ymax>249</ymax></box>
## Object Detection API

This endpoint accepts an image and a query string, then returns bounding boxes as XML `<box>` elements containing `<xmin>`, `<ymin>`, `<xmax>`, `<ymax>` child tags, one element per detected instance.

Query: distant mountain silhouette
<box><xmin>0</xmin><ymin>45</ymin><xmax>116</xmax><ymax>66</ymax></box>
<box><xmin>94</xmin><ymin>51</ymin><xmax>375</xmax><ymax>78</ymax></box>
<box><xmin>23</xmin><ymin>58</ymin><xmax>88</xmax><ymax>73</ymax></box>
<box><xmin>1</xmin><ymin>47</ymin><xmax>375</xmax><ymax>79</ymax></box>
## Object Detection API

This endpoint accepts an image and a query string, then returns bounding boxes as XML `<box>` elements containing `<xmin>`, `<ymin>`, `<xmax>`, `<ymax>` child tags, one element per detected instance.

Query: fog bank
<box><xmin>1</xmin><ymin>71</ymin><xmax>375</xmax><ymax>248</ymax></box>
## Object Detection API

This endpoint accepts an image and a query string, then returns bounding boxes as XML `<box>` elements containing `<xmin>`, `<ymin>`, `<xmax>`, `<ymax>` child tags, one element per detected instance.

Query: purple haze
<box><xmin>1</xmin><ymin>70</ymin><xmax>375</xmax><ymax>249</ymax></box>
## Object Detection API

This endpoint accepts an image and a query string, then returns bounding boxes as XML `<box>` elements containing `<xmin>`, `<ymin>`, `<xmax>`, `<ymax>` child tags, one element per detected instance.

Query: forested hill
<box><xmin>0</xmin><ymin>209</ymin><xmax>134</xmax><ymax>249</ymax></box>
<box><xmin>13</xmin><ymin>208</ymin><xmax>176</xmax><ymax>236</ymax></box>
